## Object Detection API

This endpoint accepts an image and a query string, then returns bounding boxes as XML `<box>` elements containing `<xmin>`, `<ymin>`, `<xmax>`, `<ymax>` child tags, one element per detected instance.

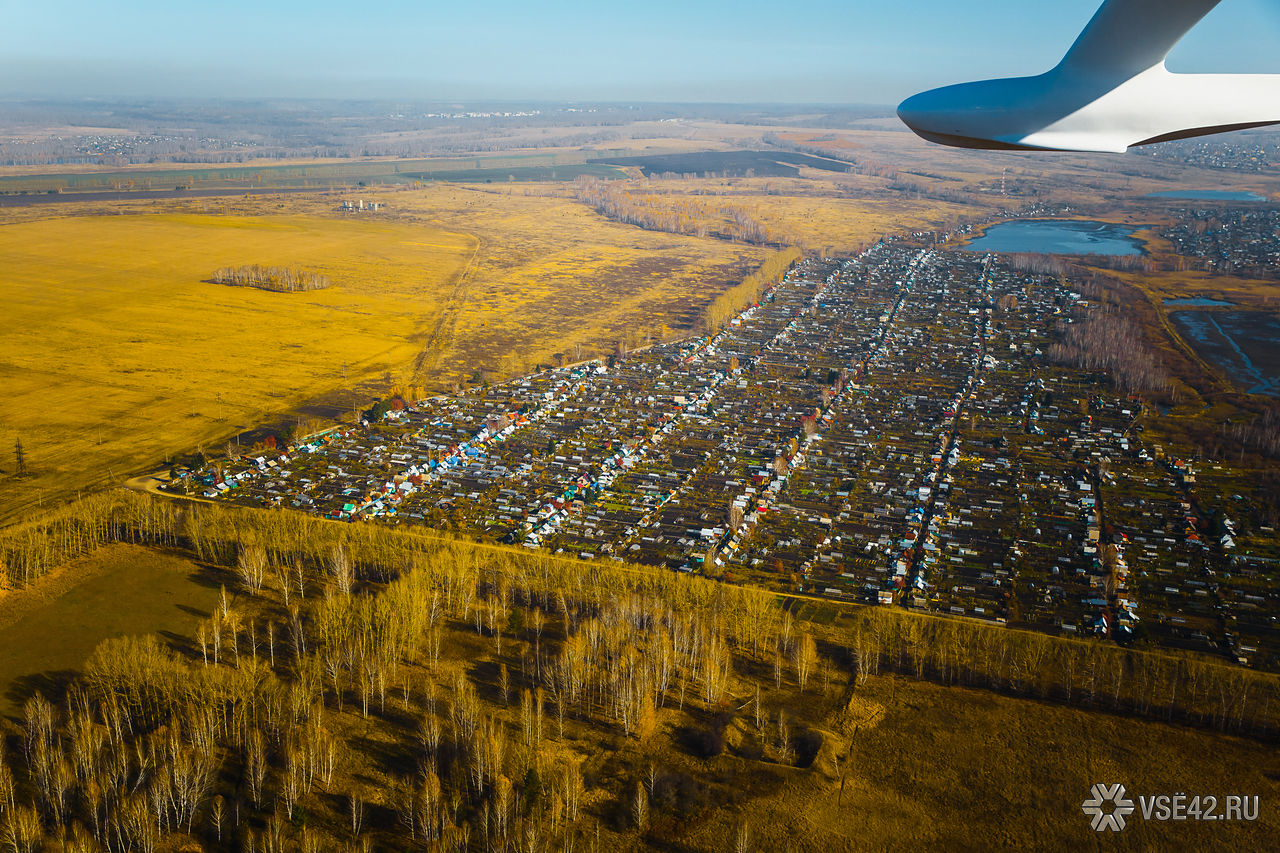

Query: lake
<box><xmin>1147</xmin><ymin>190</ymin><xmax>1268</xmax><ymax>202</ymax></box>
<box><xmin>1163</xmin><ymin>298</ymin><xmax>1236</xmax><ymax>307</ymax></box>
<box><xmin>1171</xmin><ymin>310</ymin><xmax>1280</xmax><ymax>397</ymax></box>
<box><xmin>964</xmin><ymin>220</ymin><xmax>1145</xmax><ymax>256</ymax></box>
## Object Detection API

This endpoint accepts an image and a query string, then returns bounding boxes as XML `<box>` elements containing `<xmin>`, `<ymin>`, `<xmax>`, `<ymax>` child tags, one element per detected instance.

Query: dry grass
<box><xmin>0</xmin><ymin>543</ymin><xmax>222</xmax><ymax>715</ymax></box>
<box><xmin>689</xmin><ymin>674</ymin><xmax>1280</xmax><ymax>852</ymax></box>
<box><xmin>365</xmin><ymin>185</ymin><xmax>768</xmax><ymax>381</ymax></box>
<box><xmin>0</xmin><ymin>211</ymin><xmax>475</xmax><ymax>522</ymax></box>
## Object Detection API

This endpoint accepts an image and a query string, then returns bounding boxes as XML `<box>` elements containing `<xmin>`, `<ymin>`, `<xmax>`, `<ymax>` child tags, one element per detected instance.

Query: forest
<box><xmin>0</xmin><ymin>491</ymin><xmax>1276</xmax><ymax>850</ymax></box>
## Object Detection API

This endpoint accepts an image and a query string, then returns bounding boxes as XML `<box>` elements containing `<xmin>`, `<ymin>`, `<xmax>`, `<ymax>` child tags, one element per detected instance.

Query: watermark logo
<box><xmin>1082</xmin><ymin>785</ymin><xmax>1260</xmax><ymax>830</ymax></box>
<box><xmin>1083</xmin><ymin>783</ymin><xmax>1135</xmax><ymax>831</ymax></box>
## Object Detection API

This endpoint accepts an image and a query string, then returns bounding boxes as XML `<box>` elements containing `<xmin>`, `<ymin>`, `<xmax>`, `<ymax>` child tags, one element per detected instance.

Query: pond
<box><xmin>1171</xmin><ymin>310</ymin><xmax>1280</xmax><ymax>397</ymax></box>
<box><xmin>1147</xmin><ymin>190</ymin><xmax>1268</xmax><ymax>202</ymax></box>
<box><xmin>964</xmin><ymin>220</ymin><xmax>1145</xmax><ymax>256</ymax></box>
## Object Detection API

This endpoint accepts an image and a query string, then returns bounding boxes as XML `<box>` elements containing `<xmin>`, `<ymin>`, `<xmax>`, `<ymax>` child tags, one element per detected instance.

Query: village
<box><xmin>169</xmin><ymin>243</ymin><xmax>1280</xmax><ymax>671</ymax></box>
<box><xmin>1162</xmin><ymin>205</ymin><xmax>1280</xmax><ymax>275</ymax></box>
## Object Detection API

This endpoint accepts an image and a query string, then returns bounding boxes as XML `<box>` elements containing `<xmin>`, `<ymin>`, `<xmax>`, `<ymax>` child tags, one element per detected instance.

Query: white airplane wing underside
<box><xmin>898</xmin><ymin>0</ymin><xmax>1280</xmax><ymax>153</ymax></box>
<box><xmin>1057</xmin><ymin>0</ymin><xmax>1220</xmax><ymax>76</ymax></box>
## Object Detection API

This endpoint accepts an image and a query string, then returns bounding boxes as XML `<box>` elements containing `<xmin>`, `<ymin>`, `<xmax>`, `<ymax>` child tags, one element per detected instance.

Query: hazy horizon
<box><xmin>4</xmin><ymin>0</ymin><xmax>1277</xmax><ymax>104</ymax></box>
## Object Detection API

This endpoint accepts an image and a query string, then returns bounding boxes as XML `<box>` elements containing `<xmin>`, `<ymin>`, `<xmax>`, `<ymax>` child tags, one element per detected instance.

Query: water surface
<box><xmin>965</xmin><ymin>220</ymin><xmax>1145</xmax><ymax>256</ymax></box>
<box><xmin>1147</xmin><ymin>190</ymin><xmax>1268</xmax><ymax>202</ymax></box>
<box><xmin>1171</xmin><ymin>310</ymin><xmax>1280</xmax><ymax>397</ymax></box>
<box><xmin>1163</xmin><ymin>298</ymin><xmax>1236</xmax><ymax>307</ymax></box>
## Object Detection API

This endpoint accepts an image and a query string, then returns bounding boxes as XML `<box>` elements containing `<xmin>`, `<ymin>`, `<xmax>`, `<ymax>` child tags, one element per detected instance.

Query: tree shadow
<box><xmin>5</xmin><ymin>669</ymin><xmax>80</xmax><ymax>717</ymax></box>
<box><xmin>346</xmin><ymin>730</ymin><xmax>417</xmax><ymax>780</ymax></box>
<box><xmin>159</xmin><ymin>629</ymin><xmax>203</xmax><ymax>661</ymax></box>
<box><xmin>186</xmin><ymin>563</ymin><xmax>229</xmax><ymax>590</ymax></box>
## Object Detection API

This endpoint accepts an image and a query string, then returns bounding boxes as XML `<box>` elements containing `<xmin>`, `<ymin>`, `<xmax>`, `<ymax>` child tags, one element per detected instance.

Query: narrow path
<box><xmin>412</xmin><ymin>232</ymin><xmax>484</xmax><ymax>383</ymax></box>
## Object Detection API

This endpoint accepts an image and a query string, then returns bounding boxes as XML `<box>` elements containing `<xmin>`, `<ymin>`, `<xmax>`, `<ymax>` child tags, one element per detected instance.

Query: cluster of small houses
<box><xmin>339</xmin><ymin>199</ymin><xmax>383</xmax><ymax>212</ymax></box>
<box><xmin>1162</xmin><ymin>205</ymin><xmax>1280</xmax><ymax>273</ymax></box>
<box><xmin>1142</xmin><ymin>140</ymin><xmax>1279</xmax><ymax>172</ymax></box>
<box><xmin>174</xmin><ymin>242</ymin><xmax>1280</xmax><ymax>667</ymax></box>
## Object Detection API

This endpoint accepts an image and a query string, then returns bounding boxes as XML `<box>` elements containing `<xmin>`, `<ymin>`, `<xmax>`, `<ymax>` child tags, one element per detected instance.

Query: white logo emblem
<box><xmin>1083</xmin><ymin>783</ymin><xmax>1135</xmax><ymax>831</ymax></box>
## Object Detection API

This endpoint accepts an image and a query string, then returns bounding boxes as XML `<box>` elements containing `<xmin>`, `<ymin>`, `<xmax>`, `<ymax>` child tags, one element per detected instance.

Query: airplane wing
<box><xmin>898</xmin><ymin>0</ymin><xmax>1279</xmax><ymax>152</ymax></box>
<box><xmin>1057</xmin><ymin>0</ymin><xmax>1222</xmax><ymax>77</ymax></box>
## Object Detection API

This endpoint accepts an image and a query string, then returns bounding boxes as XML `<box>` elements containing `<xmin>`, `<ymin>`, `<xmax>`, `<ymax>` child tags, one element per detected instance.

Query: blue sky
<box><xmin>1</xmin><ymin>0</ymin><xmax>1276</xmax><ymax>103</ymax></box>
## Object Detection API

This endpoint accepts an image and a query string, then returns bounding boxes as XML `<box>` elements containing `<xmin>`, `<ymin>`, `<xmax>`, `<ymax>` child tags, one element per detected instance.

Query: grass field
<box><xmin>383</xmin><ymin>185</ymin><xmax>768</xmax><ymax>380</ymax></box>
<box><xmin>0</xmin><ymin>211</ymin><xmax>475</xmax><ymax>522</ymax></box>
<box><xmin>684</xmin><ymin>674</ymin><xmax>1280</xmax><ymax>851</ymax></box>
<box><xmin>0</xmin><ymin>543</ymin><xmax>221</xmax><ymax>715</ymax></box>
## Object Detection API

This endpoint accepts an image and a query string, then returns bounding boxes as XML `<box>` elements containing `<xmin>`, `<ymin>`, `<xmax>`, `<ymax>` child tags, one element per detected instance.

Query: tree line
<box><xmin>572</xmin><ymin>177</ymin><xmax>776</xmax><ymax>245</ymax></box>
<box><xmin>1225</xmin><ymin>402</ymin><xmax>1280</xmax><ymax>458</ymax></box>
<box><xmin>702</xmin><ymin>248</ymin><xmax>802</xmax><ymax>334</ymax></box>
<box><xmin>3</xmin><ymin>489</ymin><xmax>1277</xmax><ymax>736</ymax></box>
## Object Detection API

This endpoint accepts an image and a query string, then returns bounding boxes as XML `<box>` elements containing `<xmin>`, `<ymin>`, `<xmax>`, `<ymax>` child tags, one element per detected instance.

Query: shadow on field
<box><xmin>185</xmin><ymin>562</ymin><xmax>229</xmax><ymax>590</ymax></box>
<box><xmin>6</xmin><ymin>669</ymin><xmax>79</xmax><ymax>715</ymax></box>
<box><xmin>159</xmin><ymin>629</ymin><xmax>203</xmax><ymax>660</ymax></box>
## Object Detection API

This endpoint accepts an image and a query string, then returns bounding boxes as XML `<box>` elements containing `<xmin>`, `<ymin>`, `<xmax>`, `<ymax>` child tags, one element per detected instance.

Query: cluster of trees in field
<box><xmin>702</xmin><ymin>249</ymin><xmax>802</xmax><ymax>333</ymax></box>
<box><xmin>1225</xmin><ymin>402</ymin><xmax>1280</xmax><ymax>457</ymax></box>
<box><xmin>1006</xmin><ymin>253</ymin><xmax>1076</xmax><ymax>278</ymax></box>
<box><xmin>1076</xmin><ymin>252</ymin><xmax>1157</xmax><ymax>273</ymax></box>
<box><xmin>211</xmin><ymin>265</ymin><xmax>331</xmax><ymax>293</ymax></box>
<box><xmin>1048</xmin><ymin>309</ymin><xmax>1171</xmax><ymax>394</ymax></box>
<box><xmin>884</xmin><ymin>177</ymin><xmax>974</xmax><ymax>205</ymax></box>
<box><xmin>572</xmin><ymin>177</ymin><xmax>775</xmax><ymax>245</ymax></box>
<box><xmin>1005</xmin><ymin>252</ymin><xmax>1154</xmax><ymax>285</ymax></box>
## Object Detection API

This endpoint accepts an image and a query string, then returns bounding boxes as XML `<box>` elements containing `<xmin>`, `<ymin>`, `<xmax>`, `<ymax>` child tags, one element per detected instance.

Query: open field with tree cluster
<box><xmin>0</xmin><ymin>211</ymin><xmax>474</xmax><ymax>524</ymax></box>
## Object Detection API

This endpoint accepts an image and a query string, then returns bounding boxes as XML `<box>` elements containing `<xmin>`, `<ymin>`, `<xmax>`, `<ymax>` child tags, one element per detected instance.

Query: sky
<box><xmin>1</xmin><ymin>0</ymin><xmax>1276</xmax><ymax>104</ymax></box>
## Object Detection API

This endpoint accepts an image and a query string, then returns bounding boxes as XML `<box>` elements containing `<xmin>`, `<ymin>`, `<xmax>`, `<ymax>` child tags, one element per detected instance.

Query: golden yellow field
<box><xmin>0</xmin><ymin>211</ymin><xmax>476</xmax><ymax>521</ymax></box>
<box><xmin>706</xmin><ymin>185</ymin><xmax>978</xmax><ymax>254</ymax></box>
<box><xmin>0</xmin><ymin>191</ymin><xmax>770</xmax><ymax>523</ymax></box>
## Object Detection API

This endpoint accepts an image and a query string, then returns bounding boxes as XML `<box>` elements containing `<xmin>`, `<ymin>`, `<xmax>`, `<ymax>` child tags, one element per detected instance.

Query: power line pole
<box><xmin>14</xmin><ymin>437</ymin><xmax>28</xmax><ymax>477</ymax></box>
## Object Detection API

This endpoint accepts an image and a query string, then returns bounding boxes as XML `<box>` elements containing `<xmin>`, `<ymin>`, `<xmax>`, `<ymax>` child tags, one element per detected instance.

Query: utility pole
<box><xmin>14</xmin><ymin>437</ymin><xmax>27</xmax><ymax>477</ymax></box>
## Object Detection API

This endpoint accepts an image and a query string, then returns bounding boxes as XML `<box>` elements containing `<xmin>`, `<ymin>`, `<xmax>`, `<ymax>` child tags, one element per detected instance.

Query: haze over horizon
<box><xmin>3</xmin><ymin>0</ymin><xmax>1277</xmax><ymax>105</ymax></box>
